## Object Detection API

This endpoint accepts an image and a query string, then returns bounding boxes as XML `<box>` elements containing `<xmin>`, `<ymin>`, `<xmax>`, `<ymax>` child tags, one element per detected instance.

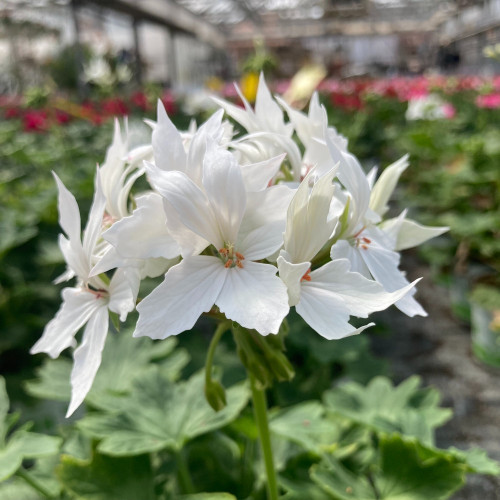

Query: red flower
<box><xmin>23</xmin><ymin>110</ymin><xmax>49</xmax><ymax>132</ymax></box>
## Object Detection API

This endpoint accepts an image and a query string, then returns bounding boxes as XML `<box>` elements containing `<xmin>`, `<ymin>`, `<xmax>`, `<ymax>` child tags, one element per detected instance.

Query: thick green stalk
<box><xmin>249</xmin><ymin>373</ymin><xmax>279</xmax><ymax>500</ymax></box>
<box><xmin>177</xmin><ymin>449</ymin><xmax>195</xmax><ymax>494</ymax></box>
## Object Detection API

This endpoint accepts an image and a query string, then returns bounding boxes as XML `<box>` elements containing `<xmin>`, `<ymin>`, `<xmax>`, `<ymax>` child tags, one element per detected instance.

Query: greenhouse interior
<box><xmin>1</xmin><ymin>0</ymin><xmax>500</xmax><ymax>498</ymax></box>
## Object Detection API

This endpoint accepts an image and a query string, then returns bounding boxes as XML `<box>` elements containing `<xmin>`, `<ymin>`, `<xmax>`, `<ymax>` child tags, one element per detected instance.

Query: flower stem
<box><xmin>205</xmin><ymin>321</ymin><xmax>230</xmax><ymax>388</ymax></box>
<box><xmin>177</xmin><ymin>449</ymin><xmax>195</xmax><ymax>494</ymax></box>
<box><xmin>16</xmin><ymin>467</ymin><xmax>53</xmax><ymax>498</ymax></box>
<box><xmin>249</xmin><ymin>373</ymin><xmax>279</xmax><ymax>500</ymax></box>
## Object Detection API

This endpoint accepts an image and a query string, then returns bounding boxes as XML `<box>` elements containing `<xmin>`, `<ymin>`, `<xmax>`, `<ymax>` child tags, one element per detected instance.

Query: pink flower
<box><xmin>476</xmin><ymin>93</ymin><xmax>500</xmax><ymax>109</ymax></box>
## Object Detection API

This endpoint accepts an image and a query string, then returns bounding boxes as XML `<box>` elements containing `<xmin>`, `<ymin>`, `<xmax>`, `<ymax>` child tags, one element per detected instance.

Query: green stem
<box><xmin>205</xmin><ymin>321</ymin><xmax>230</xmax><ymax>388</ymax></box>
<box><xmin>16</xmin><ymin>467</ymin><xmax>53</xmax><ymax>498</ymax></box>
<box><xmin>249</xmin><ymin>373</ymin><xmax>279</xmax><ymax>500</ymax></box>
<box><xmin>177</xmin><ymin>450</ymin><xmax>195</xmax><ymax>494</ymax></box>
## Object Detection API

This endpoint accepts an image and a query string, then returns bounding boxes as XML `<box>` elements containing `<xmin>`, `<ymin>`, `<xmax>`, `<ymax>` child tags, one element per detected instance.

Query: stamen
<box><xmin>219</xmin><ymin>248</ymin><xmax>228</xmax><ymax>256</ymax></box>
<box><xmin>235</xmin><ymin>252</ymin><xmax>245</xmax><ymax>260</ymax></box>
<box><xmin>353</xmin><ymin>226</ymin><xmax>366</xmax><ymax>238</ymax></box>
<box><xmin>236</xmin><ymin>260</ymin><xmax>244</xmax><ymax>269</ymax></box>
<box><xmin>361</xmin><ymin>244</ymin><xmax>368</xmax><ymax>250</ymax></box>
<box><xmin>225</xmin><ymin>259</ymin><xmax>233</xmax><ymax>268</ymax></box>
<box><xmin>362</xmin><ymin>237</ymin><xmax>371</xmax><ymax>244</ymax></box>
<box><xmin>301</xmin><ymin>269</ymin><xmax>312</xmax><ymax>282</ymax></box>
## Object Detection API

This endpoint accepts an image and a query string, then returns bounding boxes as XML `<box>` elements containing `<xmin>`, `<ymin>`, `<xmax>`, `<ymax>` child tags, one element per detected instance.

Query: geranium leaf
<box><xmin>323</xmin><ymin>376</ymin><xmax>451</xmax><ymax>445</ymax></box>
<box><xmin>78</xmin><ymin>369</ymin><xmax>249</xmax><ymax>456</ymax></box>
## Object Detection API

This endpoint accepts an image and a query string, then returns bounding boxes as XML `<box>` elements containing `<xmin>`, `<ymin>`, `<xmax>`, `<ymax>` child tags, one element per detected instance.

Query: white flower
<box><xmin>135</xmin><ymin>141</ymin><xmax>292</xmax><ymax>339</ymax></box>
<box><xmin>99</xmin><ymin>119</ymin><xmax>145</xmax><ymax>221</ymax></box>
<box><xmin>278</xmin><ymin>168</ymin><xmax>418</xmax><ymax>339</ymax></box>
<box><xmin>31</xmin><ymin>172</ymin><xmax>136</xmax><ymax>417</ymax></box>
<box><xmin>328</xmin><ymin>138</ymin><xmax>446</xmax><ymax>317</ymax></box>
<box><xmin>213</xmin><ymin>74</ymin><xmax>302</xmax><ymax>179</ymax></box>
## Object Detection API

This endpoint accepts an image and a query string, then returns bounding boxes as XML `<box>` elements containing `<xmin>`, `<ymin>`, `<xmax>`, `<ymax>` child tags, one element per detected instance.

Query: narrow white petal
<box><xmin>284</xmin><ymin>168</ymin><xmax>337</xmax><ymax>263</ymax></box>
<box><xmin>308</xmin><ymin>259</ymin><xmax>421</xmax><ymax>317</ymax></box>
<box><xmin>369</xmin><ymin>155</ymin><xmax>409</xmax><ymax>217</ymax></box>
<box><xmin>82</xmin><ymin>169</ymin><xmax>107</xmax><ymax>260</ymax></box>
<box><xmin>359</xmin><ymin>239</ymin><xmax>427</xmax><ymax>317</ymax></box>
<box><xmin>104</xmin><ymin>193</ymin><xmax>180</xmax><ymax>260</ymax></box>
<box><xmin>187</xmin><ymin>109</ymin><xmax>225</xmax><ymax>185</ymax></box>
<box><xmin>146</xmin><ymin>164</ymin><xmax>223</xmax><ymax>248</ymax></box>
<box><xmin>108</xmin><ymin>268</ymin><xmax>138</xmax><ymax>321</ymax></box>
<box><xmin>59</xmin><ymin>234</ymin><xmax>89</xmax><ymax>281</ymax></box>
<box><xmin>52</xmin><ymin>172</ymin><xmax>81</xmax><ymax>243</ymax></box>
<box><xmin>381</xmin><ymin>217</ymin><xmax>449</xmax><ymax>251</ymax></box>
<box><xmin>277</xmin><ymin>255</ymin><xmax>310</xmax><ymax>307</ymax></box>
<box><xmin>215</xmin><ymin>261</ymin><xmax>289</xmax><ymax>335</ymax></box>
<box><xmin>297</xmin><ymin>285</ymin><xmax>374</xmax><ymax>340</ymax></box>
<box><xmin>30</xmin><ymin>288</ymin><xmax>104</xmax><ymax>358</ymax></box>
<box><xmin>255</xmin><ymin>73</ymin><xmax>289</xmax><ymax>135</ymax></box>
<box><xmin>66</xmin><ymin>306</ymin><xmax>109</xmax><ymax>417</ymax></box>
<box><xmin>202</xmin><ymin>142</ymin><xmax>247</xmax><ymax>245</ymax></box>
<box><xmin>135</xmin><ymin>256</ymin><xmax>226</xmax><ymax>339</ymax></box>
<box><xmin>212</xmin><ymin>95</ymin><xmax>255</xmax><ymax>133</ymax></box>
<box><xmin>152</xmin><ymin>100</ymin><xmax>187</xmax><ymax>172</ymax></box>
<box><xmin>240</xmin><ymin>153</ymin><xmax>285</xmax><ymax>192</ymax></box>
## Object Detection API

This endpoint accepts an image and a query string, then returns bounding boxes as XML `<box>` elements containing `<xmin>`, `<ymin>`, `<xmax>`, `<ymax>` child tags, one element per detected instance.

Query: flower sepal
<box><xmin>232</xmin><ymin>323</ymin><xmax>294</xmax><ymax>389</ymax></box>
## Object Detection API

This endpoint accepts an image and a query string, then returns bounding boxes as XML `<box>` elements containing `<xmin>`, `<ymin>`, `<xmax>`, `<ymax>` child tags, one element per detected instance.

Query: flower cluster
<box><xmin>32</xmin><ymin>75</ymin><xmax>447</xmax><ymax>416</ymax></box>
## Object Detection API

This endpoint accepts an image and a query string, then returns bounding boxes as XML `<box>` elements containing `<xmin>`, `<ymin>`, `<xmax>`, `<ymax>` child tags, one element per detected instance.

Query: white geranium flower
<box><xmin>135</xmin><ymin>141</ymin><xmax>292</xmax><ymax>339</ymax></box>
<box><xmin>213</xmin><ymin>73</ymin><xmax>302</xmax><ymax>179</ymax></box>
<box><xmin>327</xmin><ymin>137</ymin><xmax>446</xmax><ymax>317</ymax></box>
<box><xmin>278</xmin><ymin>168</ymin><xmax>418</xmax><ymax>339</ymax></box>
<box><xmin>31</xmin><ymin>172</ymin><xmax>136</xmax><ymax>417</ymax></box>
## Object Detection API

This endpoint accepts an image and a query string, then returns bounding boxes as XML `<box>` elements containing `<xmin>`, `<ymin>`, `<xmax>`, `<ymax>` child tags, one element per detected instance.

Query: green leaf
<box><xmin>78</xmin><ymin>369</ymin><xmax>249</xmax><ymax>456</ymax></box>
<box><xmin>0</xmin><ymin>477</ymin><xmax>44</xmax><ymax>500</ymax></box>
<box><xmin>178</xmin><ymin>494</ymin><xmax>237</xmax><ymax>500</ymax></box>
<box><xmin>448</xmin><ymin>447</ymin><xmax>500</xmax><ymax>476</ymax></box>
<box><xmin>0</xmin><ymin>377</ymin><xmax>62</xmax><ymax>482</ymax></box>
<box><xmin>57</xmin><ymin>451</ymin><xmax>155</xmax><ymax>500</ymax></box>
<box><xmin>323</xmin><ymin>376</ymin><xmax>451</xmax><ymax>445</ymax></box>
<box><xmin>270</xmin><ymin>402</ymin><xmax>342</xmax><ymax>454</ymax></box>
<box><xmin>311</xmin><ymin>434</ymin><xmax>466</xmax><ymax>500</ymax></box>
<box><xmin>26</xmin><ymin>332</ymin><xmax>189</xmax><ymax>410</ymax></box>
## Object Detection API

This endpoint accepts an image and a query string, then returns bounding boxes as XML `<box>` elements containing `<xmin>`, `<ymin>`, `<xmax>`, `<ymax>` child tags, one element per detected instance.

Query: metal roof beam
<box><xmin>76</xmin><ymin>0</ymin><xmax>225</xmax><ymax>48</ymax></box>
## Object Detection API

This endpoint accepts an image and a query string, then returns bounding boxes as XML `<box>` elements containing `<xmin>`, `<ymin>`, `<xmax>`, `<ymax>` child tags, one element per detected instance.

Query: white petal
<box><xmin>152</xmin><ymin>100</ymin><xmax>187</xmax><ymax>173</ymax></box>
<box><xmin>30</xmin><ymin>288</ymin><xmax>104</xmax><ymax>358</ymax></box>
<box><xmin>53</xmin><ymin>172</ymin><xmax>81</xmax><ymax>243</ymax></box>
<box><xmin>308</xmin><ymin>259</ymin><xmax>420</xmax><ymax>317</ymax></box>
<box><xmin>108</xmin><ymin>268</ymin><xmax>138</xmax><ymax>321</ymax></box>
<box><xmin>202</xmin><ymin>142</ymin><xmax>246</xmax><ymax>245</ymax></box>
<box><xmin>215</xmin><ymin>261</ymin><xmax>289</xmax><ymax>335</ymax></box>
<box><xmin>187</xmin><ymin>109</ymin><xmax>225</xmax><ymax>185</ymax></box>
<box><xmin>284</xmin><ymin>168</ymin><xmax>337</xmax><ymax>263</ymax></box>
<box><xmin>359</xmin><ymin>238</ymin><xmax>427</xmax><ymax>317</ymax></box>
<box><xmin>66</xmin><ymin>306</ymin><xmax>109</xmax><ymax>417</ymax></box>
<box><xmin>369</xmin><ymin>154</ymin><xmax>409</xmax><ymax>217</ymax></box>
<box><xmin>146</xmin><ymin>164</ymin><xmax>222</xmax><ymax>248</ymax></box>
<box><xmin>238</xmin><ymin>185</ymin><xmax>294</xmax><ymax>260</ymax></box>
<box><xmin>82</xmin><ymin>169</ymin><xmax>107</xmax><ymax>261</ymax></box>
<box><xmin>212</xmin><ymin>95</ymin><xmax>255</xmax><ymax>133</ymax></box>
<box><xmin>162</xmin><ymin>199</ymin><xmax>209</xmax><ymax>257</ymax></box>
<box><xmin>104</xmin><ymin>193</ymin><xmax>180</xmax><ymax>260</ymax></box>
<box><xmin>297</xmin><ymin>285</ymin><xmax>374</xmax><ymax>340</ymax></box>
<box><xmin>330</xmin><ymin>239</ymin><xmax>371</xmax><ymax>277</ymax></box>
<box><xmin>240</xmin><ymin>153</ymin><xmax>286</xmax><ymax>192</ymax></box>
<box><xmin>381</xmin><ymin>217</ymin><xmax>449</xmax><ymax>251</ymax></box>
<box><xmin>58</xmin><ymin>234</ymin><xmax>89</xmax><ymax>282</ymax></box>
<box><xmin>135</xmin><ymin>256</ymin><xmax>226</xmax><ymax>339</ymax></box>
<box><xmin>255</xmin><ymin>73</ymin><xmax>289</xmax><ymax>136</ymax></box>
<box><xmin>277</xmin><ymin>255</ymin><xmax>310</xmax><ymax>307</ymax></box>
